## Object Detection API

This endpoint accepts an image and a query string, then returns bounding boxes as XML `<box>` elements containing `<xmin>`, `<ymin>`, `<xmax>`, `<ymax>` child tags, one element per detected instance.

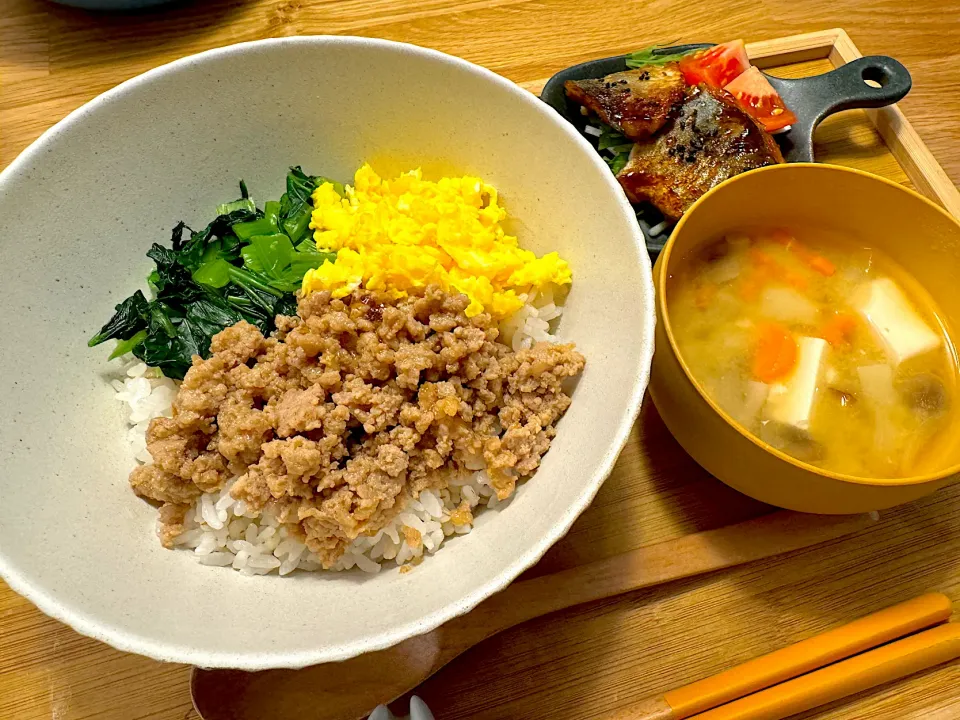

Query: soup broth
<box><xmin>669</xmin><ymin>226</ymin><xmax>959</xmax><ymax>479</ymax></box>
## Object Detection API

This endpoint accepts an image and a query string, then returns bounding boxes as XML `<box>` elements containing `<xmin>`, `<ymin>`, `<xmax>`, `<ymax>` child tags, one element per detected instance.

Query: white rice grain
<box><xmin>200</xmin><ymin>494</ymin><xmax>223</xmax><ymax>530</ymax></box>
<box><xmin>461</xmin><ymin>485</ymin><xmax>480</xmax><ymax>507</ymax></box>
<box><xmin>198</xmin><ymin>552</ymin><xmax>235</xmax><ymax>567</ymax></box>
<box><xmin>420</xmin><ymin>490</ymin><xmax>443</xmax><ymax>517</ymax></box>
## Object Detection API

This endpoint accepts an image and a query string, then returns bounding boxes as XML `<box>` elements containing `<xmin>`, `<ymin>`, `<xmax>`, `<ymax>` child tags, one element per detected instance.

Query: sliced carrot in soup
<box><xmin>695</xmin><ymin>282</ymin><xmax>718</xmax><ymax>309</ymax></box>
<box><xmin>749</xmin><ymin>247</ymin><xmax>776</xmax><ymax>268</ymax></box>
<box><xmin>778</xmin><ymin>236</ymin><xmax>837</xmax><ymax>277</ymax></box>
<box><xmin>820</xmin><ymin>312</ymin><xmax>858</xmax><ymax>346</ymax></box>
<box><xmin>748</xmin><ymin>247</ymin><xmax>808</xmax><ymax>289</ymax></box>
<box><xmin>753</xmin><ymin>322</ymin><xmax>798</xmax><ymax>382</ymax></box>
<box><xmin>738</xmin><ymin>271</ymin><xmax>764</xmax><ymax>301</ymax></box>
<box><xmin>804</xmin><ymin>253</ymin><xmax>836</xmax><ymax>276</ymax></box>
<box><xmin>784</xmin><ymin>270</ymin><xmax>809</xmax><ymax>290</ymax></box>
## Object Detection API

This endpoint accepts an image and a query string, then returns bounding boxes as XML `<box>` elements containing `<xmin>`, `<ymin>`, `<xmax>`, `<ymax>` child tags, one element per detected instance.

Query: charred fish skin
<box><xmin>616</xmin><ymin>84</ymin><xmax>783</xmax><ymax>220</ymax></box>
<box><xmin>564</xmin><ymin>60</ymin><xmax>785</xmax><ymax>222</ymax></box>
<box><xmin>563</xmin><ymin>63</ymin><xmax>686</xmax><ymax>141</ymax></box>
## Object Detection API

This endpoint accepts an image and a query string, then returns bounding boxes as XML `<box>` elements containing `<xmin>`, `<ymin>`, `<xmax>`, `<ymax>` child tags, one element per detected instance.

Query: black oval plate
<box><xmin>541</xmin><ymin>45</ymin><xmax>912</xmax><ymax>257</ymax></box>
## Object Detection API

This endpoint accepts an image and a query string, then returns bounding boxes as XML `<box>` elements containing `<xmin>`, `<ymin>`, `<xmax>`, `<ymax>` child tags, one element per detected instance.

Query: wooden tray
<box><xmin>3</xmin><ymin>28</ymin><xmax>960</xmax><ymax>720</ymax></box>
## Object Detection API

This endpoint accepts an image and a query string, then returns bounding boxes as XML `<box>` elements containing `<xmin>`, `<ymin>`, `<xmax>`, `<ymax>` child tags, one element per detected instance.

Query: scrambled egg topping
<box><xmin>301</xmin><ymin>165</ymin><xmax>572</xmax><ymax>318</ymax></box>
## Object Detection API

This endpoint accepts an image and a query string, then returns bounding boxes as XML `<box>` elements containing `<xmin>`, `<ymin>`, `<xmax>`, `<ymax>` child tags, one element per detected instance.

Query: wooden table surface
<box><xmin>4</xmin><ymin>1</ymin><xmax>960</xmax><ymax>718</ymax></box>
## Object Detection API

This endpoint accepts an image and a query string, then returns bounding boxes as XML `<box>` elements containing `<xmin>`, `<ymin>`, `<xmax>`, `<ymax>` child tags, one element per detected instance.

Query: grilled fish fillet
<box><xmin>564</xmin><ymin>63</ymin><xmax>686</xmax><ymax>140</ymax></box>
<box><xmin>617</xmin><ymin>84</ymin><xmax>784</xmax><ymax>220</ymax></box>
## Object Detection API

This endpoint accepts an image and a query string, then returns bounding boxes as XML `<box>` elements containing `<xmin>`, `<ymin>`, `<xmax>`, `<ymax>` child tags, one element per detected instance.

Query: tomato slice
<box><xmin>678</xmin><ymin>40</ymin><xmax>750</xmax><ymax>89</ymax></box>
<box><xmin>724</xmin><ymin>66</ymin><xmax>798</xmax><ymax>132</ymax></box>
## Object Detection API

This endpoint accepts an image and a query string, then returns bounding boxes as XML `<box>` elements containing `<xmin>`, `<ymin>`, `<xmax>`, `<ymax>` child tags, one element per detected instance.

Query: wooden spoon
<box><xmin>191</xmin><ymin>510</ymin><xmax>877</xmax><ymax>720</ymax></box>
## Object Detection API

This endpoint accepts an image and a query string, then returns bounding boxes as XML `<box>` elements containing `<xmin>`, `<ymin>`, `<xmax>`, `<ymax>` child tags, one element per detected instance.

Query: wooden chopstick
<box><xmin>611</xmin><ymin>593</ymin><xmax>953</xmax><ymax>720</ymax></box>
<box><xmin>687</xmin><ymin>623</ymin><xmax>960</xmax><ymax>720</ymax></box>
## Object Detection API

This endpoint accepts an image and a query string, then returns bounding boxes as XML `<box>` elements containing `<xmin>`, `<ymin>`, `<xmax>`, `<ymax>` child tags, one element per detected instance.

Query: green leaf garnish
<box><xmin>625</xmin><ymin>44</ymin><xmax>698</xmax><ymax>69</ymax></box>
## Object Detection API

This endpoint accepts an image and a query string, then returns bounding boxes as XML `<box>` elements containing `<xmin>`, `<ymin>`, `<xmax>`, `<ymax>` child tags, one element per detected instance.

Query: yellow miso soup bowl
<box><xmin>650</xmin><ymin>163</ymin><xmax>960</xmax><ymax>513</ymax></box>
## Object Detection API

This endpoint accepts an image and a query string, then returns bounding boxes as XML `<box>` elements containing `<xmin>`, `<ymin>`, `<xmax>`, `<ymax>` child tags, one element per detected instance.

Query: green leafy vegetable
<box><xmin>279</xmin><ymin>167</ymin><xmax>343</xmax><ymax>244</ymax></box>
<box><xmin>149</xmin><ymin>303</ymin><xmax>178</xmax><ymax>338</ymax></box>
<box><xmin>89</xmin><ymin>167</ymin><xmax>342</xmax><ymax>379</ymax></box>
<box><xmin>109</xmin><ymin>330</ymin><xmax>148</xmax><ymax>360</ymax></box>
<box><xmin>226</xmin><ymin>265</ymin><xmax>285</xmax><ymax>298</ymax></box>
<box><xmin>597</xmin><ymin>125</ymin><xmax>633</xmax><ymax>153</ymax></box>
<box><xmin>608</xmin><ymin>153</ymin><xmax>630</xmax><ymax>175</ymax></box>
<box><xmin>234</xmin><ymin>216</ymin><xmax>279</xmax><ymax>240</ymax></box>
<box><xmin>240</xmin><ymin>233</ymin><xmax>336</xmax><ymax>293</ymax></box>
<box><xmin>216</xmin><ymin>198</ymin><xmax>257</xmax><ymax>216</ymax></box>
<box><xmin>625</xmin><ymin>44</ymin><xmax>698</xmax><ymax>69</ymax></box>
<box><xmin>174</xmin><ymin>206</ymin><xmax>256</xmax><ymax>272</ymax></box>
<box><xmin>137</xmin><ymin>324</ymin><xmax>201</xmax><ymax>379</ymax></box>
<box><xmin>88</xmin><ymin>290</ymin><xmax>151</xmax><ymax>347</ymax></box>
<box><xmin>191</xmin><ymin>242</ymin><xmax>233</xmax><ymax>288</ymax></box>
<box><xmin>594</xmin><ymin>123</ymin><xmax>634</xmax><ymax>176</ymax></box>
<box><xmin>241</xmin><ymin>234</ymin><xmax>292</xmax><ymax>276</ymax></box>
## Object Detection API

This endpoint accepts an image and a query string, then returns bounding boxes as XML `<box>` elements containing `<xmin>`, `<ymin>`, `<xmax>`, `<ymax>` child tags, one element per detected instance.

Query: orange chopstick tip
<box><xmin>689</xmin><ymin>622</ymin><xmax>960</xmax><ymax>720</ymax></box>
<box><xmin>622</xmin><ymin>593</ymin><xmax>954</xmax><ymax>720</ymax></box>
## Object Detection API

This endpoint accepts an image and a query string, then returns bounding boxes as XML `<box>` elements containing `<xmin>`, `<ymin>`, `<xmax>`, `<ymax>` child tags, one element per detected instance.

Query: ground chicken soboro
<box><xmin>130</xmin><ymin>286</ymin><xmax>585</xmax><ymax>568</ymax></box>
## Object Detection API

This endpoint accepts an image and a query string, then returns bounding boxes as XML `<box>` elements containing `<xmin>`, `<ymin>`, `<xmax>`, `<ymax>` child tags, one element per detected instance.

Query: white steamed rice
<box><xmin>111</xmin><ymin>290</ymin><xmax>563</xmax><ymax>576</ymax></box>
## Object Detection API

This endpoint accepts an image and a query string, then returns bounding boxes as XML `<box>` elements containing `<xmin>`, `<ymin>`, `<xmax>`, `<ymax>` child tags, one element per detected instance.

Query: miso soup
<box><xmin>669</xmin><ymin>226</ymin><xmax>959</xmax><ymax>478</ymax></box>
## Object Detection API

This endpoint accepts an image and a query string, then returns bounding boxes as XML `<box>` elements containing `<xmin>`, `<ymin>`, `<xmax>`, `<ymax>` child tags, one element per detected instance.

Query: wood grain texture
<box><xmin>2</xmin><ymin>3</ymin><xmax>960</xmax><ymax>719</ymax></box>
<box><xmin>187</xmin><ymin>512</ymin><xmax>877</xmax><ymax>720</ymax></box>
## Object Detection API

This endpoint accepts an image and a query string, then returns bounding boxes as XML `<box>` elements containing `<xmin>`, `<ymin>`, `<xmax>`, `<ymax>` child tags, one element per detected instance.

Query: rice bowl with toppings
<box><xmin>99</xmin><ymin>164</ymin><xmax>584</xmax><ymax>576</ymax></box>
<box><xmin>0</xmin><ymin>35</ymin><xmax>653</xmax><ymax>669</ymax></box>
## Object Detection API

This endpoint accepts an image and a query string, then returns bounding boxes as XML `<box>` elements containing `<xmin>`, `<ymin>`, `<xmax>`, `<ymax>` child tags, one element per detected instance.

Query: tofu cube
<box><xmin>765</xmin><ymin>337</ymin><xmax>828</xmax><ymax>433</ymax></box>
<box><xmin>855</xmin><ymin>278</ymin><xmax>941</xmax><ymax>366</ymax></box>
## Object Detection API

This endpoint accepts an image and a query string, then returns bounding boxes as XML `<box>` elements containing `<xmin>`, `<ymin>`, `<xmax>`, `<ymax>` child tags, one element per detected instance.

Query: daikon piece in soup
<box><xmin>668</xmin><ymin>226</ymin><xmax>959</xmax><ymax>479</ymax></box>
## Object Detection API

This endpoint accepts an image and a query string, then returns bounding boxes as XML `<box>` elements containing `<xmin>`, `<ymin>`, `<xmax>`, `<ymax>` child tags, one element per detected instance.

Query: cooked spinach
<box><xmin>89</xmin><ymin>167</ymin><xmax>340</xmax><ymax>379</ymax></box>
<box><xmin>281</xmin><ymin>167</ymin><xmax>344</xmax><ymax>244</ymax></box>
<box><xmin>88</xmin><ymin>291</ymin><xmax>151</xmax><ymax>347</ymax></box>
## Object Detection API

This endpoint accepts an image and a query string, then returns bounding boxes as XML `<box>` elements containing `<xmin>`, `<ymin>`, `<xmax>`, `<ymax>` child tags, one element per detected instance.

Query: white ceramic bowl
<box><xmin>0</xmin><ymin>37</ymin><xmax>653</xmax><ymax>669</ymax></box>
